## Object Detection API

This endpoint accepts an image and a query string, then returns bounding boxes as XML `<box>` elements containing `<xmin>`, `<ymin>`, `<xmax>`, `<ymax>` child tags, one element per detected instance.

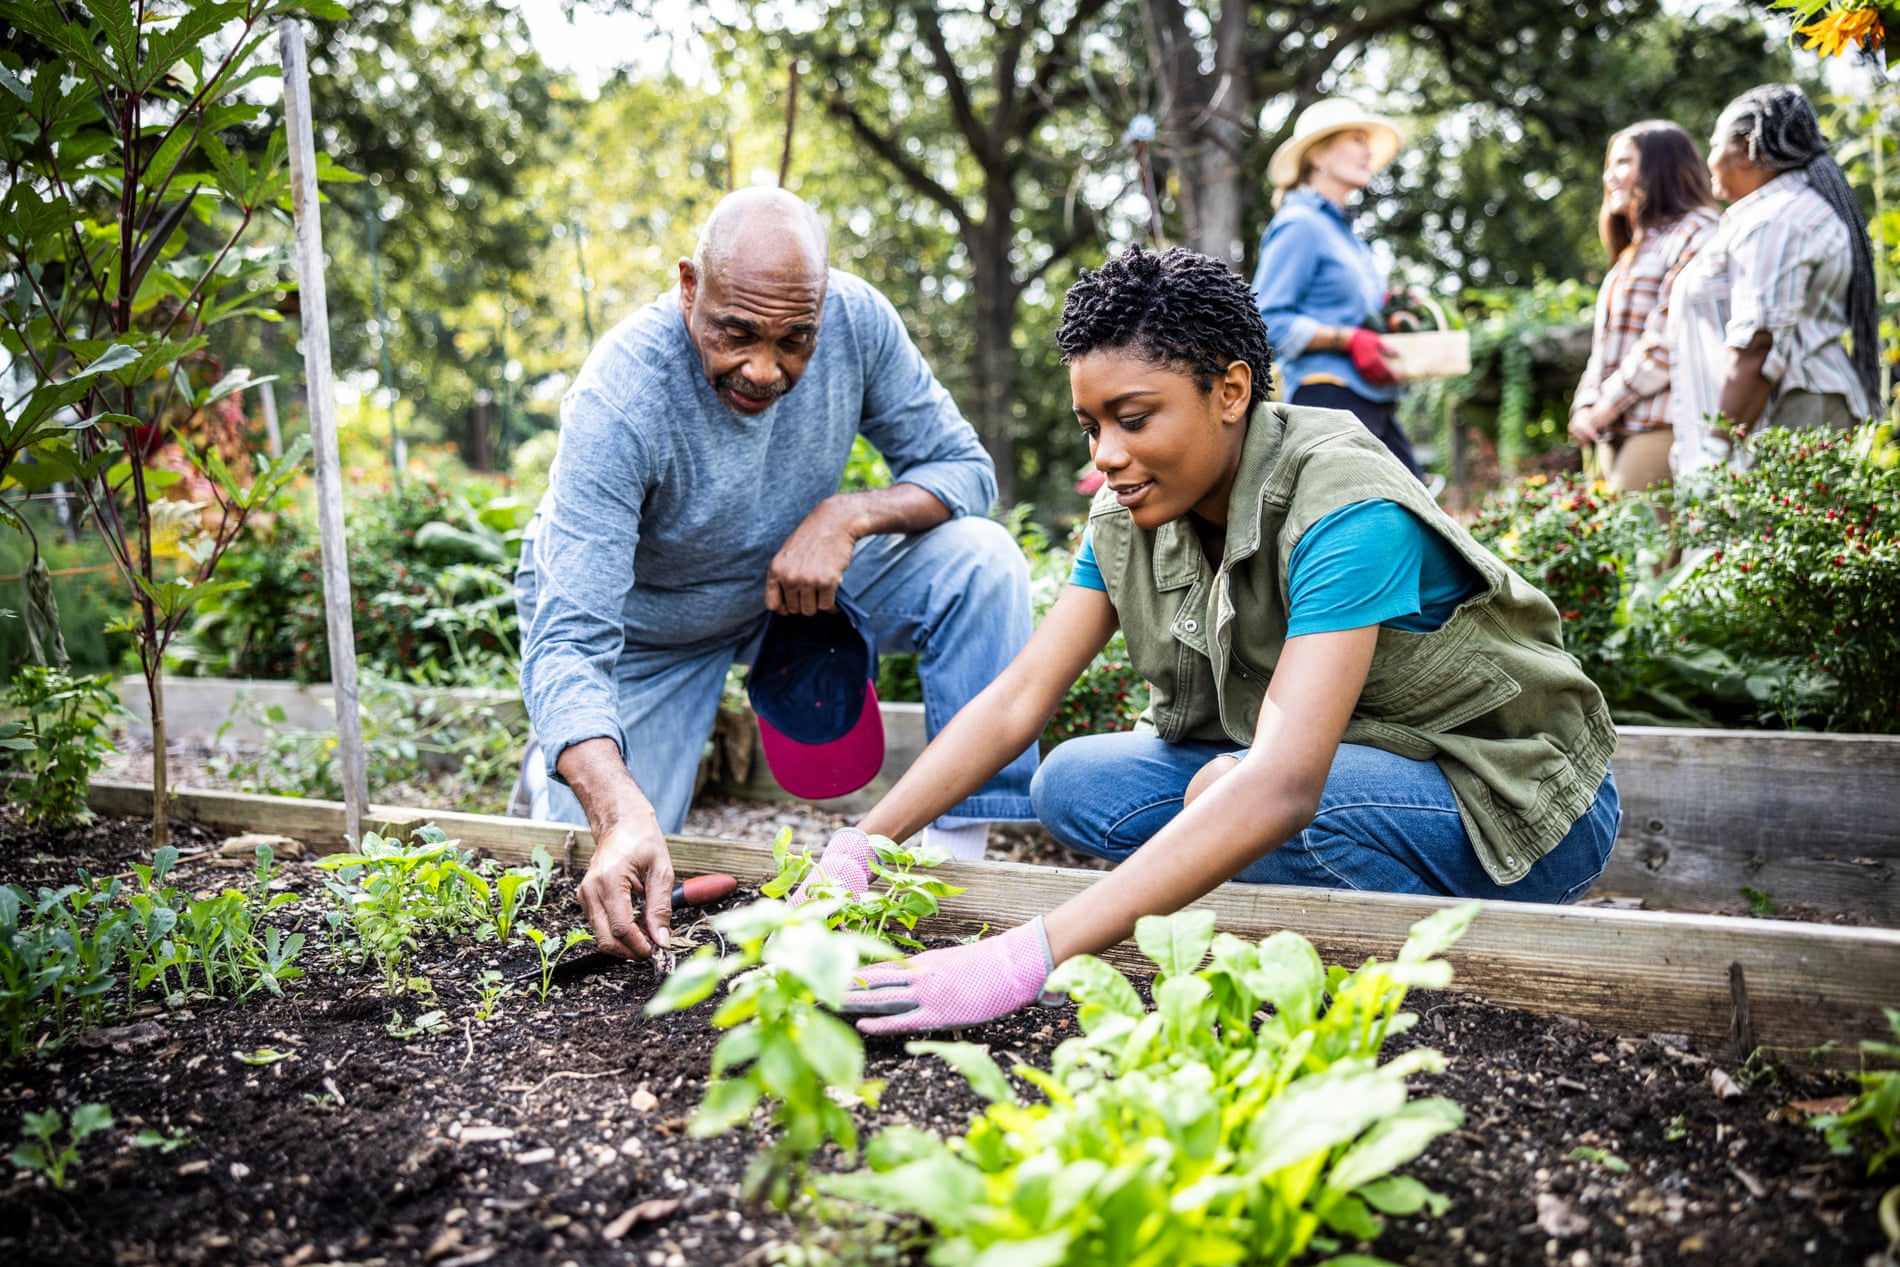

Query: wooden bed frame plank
<box><xmin>84</xmin><ymin>780</ymin><xmax>1900</xmax><ymax>1062</ymax></box>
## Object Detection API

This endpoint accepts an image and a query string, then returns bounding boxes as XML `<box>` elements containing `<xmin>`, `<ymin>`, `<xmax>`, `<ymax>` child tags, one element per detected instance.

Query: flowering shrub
<box><xmin>1666</xmin><ymin>426</ymin><xmax>1900</xmax><ymax>731</ymax></box>
<box><xmin>1471</xmin><ymin>425</ymin><xmax>1900</xmax><ymax>732</ymax></box>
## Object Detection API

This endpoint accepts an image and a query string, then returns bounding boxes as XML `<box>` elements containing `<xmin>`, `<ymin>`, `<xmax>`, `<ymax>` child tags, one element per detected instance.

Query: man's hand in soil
<box><xmin>841</xmin><ymin>918</ymin><xmax>1056</xmax><ymax>1034</ymax></box>
<box><xmin>560</xmin><ymin>738</ymin><xmax>674</xmax><ymax>960</ymax></box>
<box><xmin>765</xmin><ymin>496</ymin><xmax>860</xmax><ymax>616</ymax></box>
<box><xmin>787</xmin><ymin>828</ymin><xmax>877</xmax><ymax>908</ymax></box>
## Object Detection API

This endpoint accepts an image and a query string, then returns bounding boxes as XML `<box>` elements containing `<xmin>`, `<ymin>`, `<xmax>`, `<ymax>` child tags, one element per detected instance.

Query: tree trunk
<box><xmin>1144</xmin><ymin>0</ymin><xmax>1250</xmax><ymax>265</ymax></box>
<box><xmin>463</xmin><ymin>397</ymin><xmax>493</xmax><ymax>471</ymax></box>
<box><xmin>968</xmin><ymin>223</ymin><xmax>1020</xmax><ymax>508</ymax></box>
<box><xmin>146</xmin><ymin>664</ymin><xmax>169</xmax><ymax>853</ymax></box>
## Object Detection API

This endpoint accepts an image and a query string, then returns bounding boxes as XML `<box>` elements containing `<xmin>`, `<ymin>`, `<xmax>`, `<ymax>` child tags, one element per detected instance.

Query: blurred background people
<box><xmin>1568</xmin><ymin>121</ymin><xmax>1720</xmax><ymax>492</ymax></box>
<box><xmin>1669</xmin><ymin>83</ymin><xmax>1879</xmax><ymax>473</ymax></box>
<box><xmin>1252</xmin><ymin>98</ymin><xmax>1423</xmax><ymax>479</ymax></box>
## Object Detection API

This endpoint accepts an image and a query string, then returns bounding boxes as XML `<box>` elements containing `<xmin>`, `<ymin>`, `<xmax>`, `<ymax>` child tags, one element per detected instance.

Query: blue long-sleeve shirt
<box><xmin>519</xmin><ymin>269</ymin><xmax>997</xmax><ymax>773</ymax></box>
<box><xmin>1252</xmin><ymin>188</ymin><xmax>1397</xmax><ymax>404</ymax></box>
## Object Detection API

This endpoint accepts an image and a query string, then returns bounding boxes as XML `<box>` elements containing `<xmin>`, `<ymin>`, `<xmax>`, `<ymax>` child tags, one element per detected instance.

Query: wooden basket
<box><xmin>1380</xmin><ymin>293</ymin><xmax>1470</xmax><ymax>380</ymax></box>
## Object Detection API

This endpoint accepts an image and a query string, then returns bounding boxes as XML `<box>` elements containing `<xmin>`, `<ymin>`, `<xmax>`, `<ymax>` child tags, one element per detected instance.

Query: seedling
<box><xmin>647</xmin><ymin>899</ymin><xmax>897</xmax><ymax>1213</ymax></box>
<box><xmin>474</xmin><ymin>969</ymin><xmax>514</xmax><ymax>1021</ymax></box>
<box><xmin>1742</xmin><ymin>887</ymin><xmax>1777</xmax><ymax>918</ymax></box>
<box><xmin>11</xmin><ymin>1103</ymin><xmax>112</xmax><ymax>1191</ymax></box>
<box><xmin>316</xmin><ymin>825</ymin><xmax>489</xmax><ymax>992</ymax></box>
<box><xmin>133</xmin><ymin>1127</ymin><xmax>192</xmax><ymax>1155</ymax></box>
<box><xmin>521</xmin><ymin>927</ymin><xmax>594</xmax><ymax>1003</ymax></box>
<box><xmin>762</xmin><ymin>829</ymin><xmax>964</xmax><ymax>949</ymax></box>
<box><xmin>828</xmin><ymin>903</ymin><xmax>1481</xmax><ymax>1265</ymax></box>
<box><xmin>386</xmin><ymin>1009</ymin><xmax>451</xmax><ymax>1041</ymax></box>
<box><xmin>1569</xmin><ymin>1145</ymin><xmax>1631</xmax><ymax>1173</ymax></box>
<box><xmin>1812</xmin><ymin>1007</ymin><xmax>1900</xmax><ymax>1177</ymax></box>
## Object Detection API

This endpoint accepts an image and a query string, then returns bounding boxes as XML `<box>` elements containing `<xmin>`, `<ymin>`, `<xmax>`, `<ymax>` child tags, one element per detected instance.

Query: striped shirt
<box><xmin>1668</xmin><ymin>171</ymin><xmax>1870</xmax><ymax>472</ymax></box>
<box><xmin>1572</xmin><ymin>207</ymin><xmax>1719</xmax><ymax>436</ymax></box>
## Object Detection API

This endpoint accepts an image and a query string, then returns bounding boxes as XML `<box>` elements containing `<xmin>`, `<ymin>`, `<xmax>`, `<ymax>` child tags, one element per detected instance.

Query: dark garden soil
<box><xmin>1</xmin><ymin>810</ymin><xmax>1892</xmax><ymax>1267</ymax></box>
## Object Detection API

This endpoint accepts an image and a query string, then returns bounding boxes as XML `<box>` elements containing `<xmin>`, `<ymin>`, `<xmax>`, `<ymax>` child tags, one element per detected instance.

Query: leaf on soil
<box><xmin>1788</xmin><ymin>1096</ymin><xmax>1851</xmax><ymax>1115</ymax></box>
<box><xmin>232</xmin><ymin>1047</ymin><xmax>293</xmax><ymax>1066</ymax></box>
<box><xmin>601</xmin><ymin>1197</ymin><xmax>681</xmax><ymax>1241</ymax></box>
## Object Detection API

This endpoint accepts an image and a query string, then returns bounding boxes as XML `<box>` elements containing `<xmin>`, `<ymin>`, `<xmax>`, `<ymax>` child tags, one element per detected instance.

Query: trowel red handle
<box><xmin>670</xmin><ymin>874</ymin><xmax>738</xmax><ymax>908</ymax></box>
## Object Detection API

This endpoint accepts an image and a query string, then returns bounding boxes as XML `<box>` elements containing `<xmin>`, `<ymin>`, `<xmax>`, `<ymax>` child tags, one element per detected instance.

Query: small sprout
<box><xmin>12</xmin><ymin>1103</ymin><xmax>113</xmax><ymax>1190</ymax></box>
<box><xmin>1569</xmin><ymin>1145</ymin><xmax>1631</xmax><ymax>1173</ymax></box>
<box><xmin>1663</xmin><ymin>1115</ymin><xmax>1688</xmax><ymax>1142</ymax></box>
<box><xmin>1741</xmin><ymin>887</ymin><xmax>1776</xmax><ymax>918</ymax></box>
<box><xmin>521</xmin><ymin>927</ymin><xmax>594</xmax><ymax>1003</ymax></box>
<box><xmin>474</xmin><ymin>969</ymin><xmax>514</xmax><ymax>1021</ymax></box>
<box><xmin>133</xmin><ymin>1127</ymin><xmax>192</xmax><ymax>1155</ymax></box>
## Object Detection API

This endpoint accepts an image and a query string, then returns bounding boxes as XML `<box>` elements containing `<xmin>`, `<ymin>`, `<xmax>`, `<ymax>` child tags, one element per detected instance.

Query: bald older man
<box><xmin>513</xmin><ymin>188</ymin><xmax>1037</xmax><ymax>960</ymax></box>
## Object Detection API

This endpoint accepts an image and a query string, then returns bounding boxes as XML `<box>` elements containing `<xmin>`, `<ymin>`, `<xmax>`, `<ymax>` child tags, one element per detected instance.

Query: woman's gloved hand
<box><xmin>787</xmin><ymin>827</ymin><xmax>877</xmax><ymax>908</ymax></box>
<box><xmin>842</xmin><ymin>918</ymin><xmax>1057</xmax><ymax>1034</ymax></box>
<box><xmin>1346</xmin><ymin>327</ymin><xmax>1399</xmax><ymax>386</ymax></box>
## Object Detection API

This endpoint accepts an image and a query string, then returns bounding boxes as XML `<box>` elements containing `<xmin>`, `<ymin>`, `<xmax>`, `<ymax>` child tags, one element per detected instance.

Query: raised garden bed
<box><xmin>1</xmin><ymin>801</ymin><xmax>1893</xmax><ymax>1267</ymax></box>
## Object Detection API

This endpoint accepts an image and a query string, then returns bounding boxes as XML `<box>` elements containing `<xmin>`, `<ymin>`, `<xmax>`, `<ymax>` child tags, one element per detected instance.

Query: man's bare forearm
<box><xmin>555</xmin><ymin>737</ymin><xmax>656</xmax><ymax>836</ymax></box>
<box><xmin>825</xmin><ymin>483</ymin><xmax>952</xmax><ymax>539</ymax></box>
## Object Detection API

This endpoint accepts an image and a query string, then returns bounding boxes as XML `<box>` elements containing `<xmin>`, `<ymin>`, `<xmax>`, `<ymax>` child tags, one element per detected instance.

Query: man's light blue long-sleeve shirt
<box><xmin>1252</xmin><ymin>188</ymin><xmax>1397</xmax><ymax>404</ymax></box>
<box><xmin>520</xmin><ymin>269</ymin><xmax>997</xmax><ymax>775</ymax></box>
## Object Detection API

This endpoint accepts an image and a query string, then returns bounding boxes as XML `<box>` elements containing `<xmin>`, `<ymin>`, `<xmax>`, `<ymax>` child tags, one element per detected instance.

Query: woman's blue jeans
<box><xmin>1030</xmin><ymin>731</ymin><xmax>1619</xmax><ymax>903</ymax></box>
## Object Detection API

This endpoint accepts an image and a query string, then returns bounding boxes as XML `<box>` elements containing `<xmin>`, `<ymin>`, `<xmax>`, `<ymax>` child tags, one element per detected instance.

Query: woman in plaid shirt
<box><xmin>1569</xmin><ymin>121</ymin><xmax>1720</xmax><ymax>492</ymax></box>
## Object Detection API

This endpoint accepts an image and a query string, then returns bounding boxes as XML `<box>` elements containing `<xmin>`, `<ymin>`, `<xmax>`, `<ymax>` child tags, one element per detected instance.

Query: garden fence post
<box><xmin>280</xmin><ymin>19</ymin><xmax>369</xmax><ymax>843</ymax></box>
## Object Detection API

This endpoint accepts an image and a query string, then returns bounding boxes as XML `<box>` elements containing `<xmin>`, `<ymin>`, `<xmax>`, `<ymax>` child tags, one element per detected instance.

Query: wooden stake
<box><xmin>279</xmin><ymin>20</ymin><xmax>368</xmax><ymax>843</ymax></box>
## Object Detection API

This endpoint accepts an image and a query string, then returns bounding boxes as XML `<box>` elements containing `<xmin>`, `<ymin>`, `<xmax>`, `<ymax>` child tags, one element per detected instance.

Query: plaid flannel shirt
<box><xmin>1572</xmin><ymin>206</ymin><xmax>1720</xmax><ymax>437</ymax></box>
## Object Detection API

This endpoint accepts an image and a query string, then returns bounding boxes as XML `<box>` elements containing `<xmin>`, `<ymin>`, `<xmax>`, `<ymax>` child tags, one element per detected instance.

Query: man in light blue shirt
<box><xmin>516</xmin><ymin>188</ymin><xmax>1036</xmax><ymax>961</ymax></box>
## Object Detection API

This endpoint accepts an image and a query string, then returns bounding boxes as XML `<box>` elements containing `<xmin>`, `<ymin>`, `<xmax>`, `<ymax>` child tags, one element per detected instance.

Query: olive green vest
<box><xmin>1087</xmin><ymin>404</ymin><xmax>1616</xmax><ymax>885</ymax></box>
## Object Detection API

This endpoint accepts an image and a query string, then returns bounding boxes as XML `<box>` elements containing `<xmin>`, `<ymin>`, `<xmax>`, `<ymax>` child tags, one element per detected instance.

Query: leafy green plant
<box><xmin>646</xmin><ymin>899</ymin><xmax>898</xmax><ymax>1212</ymax></box>
<box><xmin>1742</xmin><ymin>887</ymin><xmax>1777</xmax><ymax>918</ymax></box>
<box><xmin>0</xmin><ymin>667</ymin><xmax>123</xmax><ymax>828</ymax></box>
<box><xmin>0</xmin><ymin>0</ymin><xmax>344</xmax><ymax>848</ymax></box>
<box><xmin>761</xmin><ymin>829</ymin><xmax>964</xmax><ymax>950</ymax></box>
<box><xmin>828</xmin><ymin>903</ymin><xmax>1480</xmax><ymax>1266</ymax></box>
<box><xmin>386</xmin><ymin>1008</ymin><xmax>451</xmax><ymax>1041</ymax></box>
<box><xmin>473</xmin><ymin>968</ymin><xmax>514</xmax><ymax>1021</ymax></box>
<box><xmin>314</xmin><ymin>824</ymin><xmax>490</xmax><ymax>993</ymax></box>
<box><xmin>1813</xmin><ymin>1008</ymin><xmax>1900</xmax><ymax>1177</ymax></box>
<box><xmin>520</xmin><ymin>926</ymin><xmax>592</xmax><ymax>1003</ymax></box>
<box><xmin>11</xmin><ymin>1103</ymin><xmax>112</xmax><ymax>1191</ymax></box>
<box><xmin>125</xmin><ymin>844</ymin><xmax>303</xmax><ymax>1004</ymax></box>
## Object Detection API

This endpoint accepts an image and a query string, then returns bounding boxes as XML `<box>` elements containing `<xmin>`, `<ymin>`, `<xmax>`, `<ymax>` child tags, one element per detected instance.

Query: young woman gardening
<box><xmin>805</xmin><ymin>247</ymin><xmax>1620</xmax><ymax>1035</ymax></box>
<box><xmin>1568</xmin><ymin>121</ymin><xmax>1720</xmax><ymax>492</ymax></box>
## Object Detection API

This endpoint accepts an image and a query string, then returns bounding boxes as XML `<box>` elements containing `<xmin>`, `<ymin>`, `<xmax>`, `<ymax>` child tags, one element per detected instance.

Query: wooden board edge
<box><xmin>84</xmin><ymin>780</ymin><xmax>1900</xmax><ymax>1064</ymax></box>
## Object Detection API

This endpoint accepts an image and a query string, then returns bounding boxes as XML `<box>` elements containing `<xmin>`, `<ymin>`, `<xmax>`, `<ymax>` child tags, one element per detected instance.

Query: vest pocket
<box><xmin>1356</xmin><ymin>648</ymin><xmax>1521</xmax><ymax>732</ymax></box>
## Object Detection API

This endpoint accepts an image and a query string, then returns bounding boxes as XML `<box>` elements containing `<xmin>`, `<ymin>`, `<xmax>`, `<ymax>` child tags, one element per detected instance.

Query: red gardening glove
<box><xmin>1346</xmin><ymin>327</ymin><xmax>1398</xmax><ymax>387</ymax></box>
<box><xmin>787</xmin><ymin>828</ymin><xmax>876</xmax><ymax>908</ymax></box>
<box><xmin>841</xmin><ymin>918</ymin><xmax>1057</xmax><ymax>1035</ymax></box>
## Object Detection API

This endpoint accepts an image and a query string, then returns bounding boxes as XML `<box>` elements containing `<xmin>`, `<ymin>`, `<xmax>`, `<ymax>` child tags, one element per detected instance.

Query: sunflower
<box><xmin>1797</xmin><ymin>4</ymin><xmax>1886</xmax><ymax>58</ymax></box>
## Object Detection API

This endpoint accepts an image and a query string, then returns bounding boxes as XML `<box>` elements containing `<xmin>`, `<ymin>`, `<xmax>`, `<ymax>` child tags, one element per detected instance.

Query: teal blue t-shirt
<box><xmin>1068</xmin><ymin>499</ymin><xmax>1482</xmax><ymax>635</ymax></box>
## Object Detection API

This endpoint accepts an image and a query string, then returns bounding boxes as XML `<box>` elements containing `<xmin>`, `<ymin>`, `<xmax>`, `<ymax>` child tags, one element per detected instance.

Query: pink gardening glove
<box><xmin>1346</xmin><ymin>327</ymin><xmax>1398</xmax><ymax>386</ymax></box>
<box><xmin>787</xmin><ymin>828</ymin><xmax>876</xmax><ymax>908</ymax></box>
<box><xmin>842</xmin><ymin>919</ymin><xmax>1057</xmax><ymax>1035</ymax></box>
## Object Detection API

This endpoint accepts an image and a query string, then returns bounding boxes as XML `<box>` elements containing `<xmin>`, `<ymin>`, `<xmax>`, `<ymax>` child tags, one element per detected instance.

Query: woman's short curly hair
<box><xmin>1055</xmin><ymin>245</ymin><xmax>1274</xmax><ymax>416</ymax></box>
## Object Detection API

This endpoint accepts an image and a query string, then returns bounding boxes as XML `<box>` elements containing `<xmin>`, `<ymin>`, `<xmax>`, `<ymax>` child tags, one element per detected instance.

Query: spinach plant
<box><xmin>0</xmin><ymin>668</ymin><xmax>123</xmax><ymax>829</ymax></box>
<box><xmin>647</xmin><ymin>898</ymin><xmax>898</xmax><ymax>1212</ymax></box>
<box><xmin>11</xmin><ymin>1102</ymin><xmax>113</xmax><ymax>1191</ymax></box>
<box><xmin>762</xmin><ymin>828</ymin><xmax>964</xmax><ymax>950</ymax></box>
<box><xmin>830</xmin><ymin>903</ymin><xmax>1481</xmax><ymax>1266</ymax></box>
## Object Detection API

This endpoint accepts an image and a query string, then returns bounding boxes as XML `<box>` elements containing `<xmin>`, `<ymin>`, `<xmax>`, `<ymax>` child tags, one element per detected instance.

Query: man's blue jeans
<box><xmin>1030</xmin><ymin>731</ymin><xmax>1619</xmax><ymax>903</ymax></box>
<box><xmin>516</xmin><ymin>516</ymin><xmax>1039</xmax><ymax>834</ymax></box>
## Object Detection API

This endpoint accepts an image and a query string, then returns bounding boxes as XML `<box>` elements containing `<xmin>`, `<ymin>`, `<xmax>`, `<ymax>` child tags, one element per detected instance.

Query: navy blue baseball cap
<box><xmin>748</xmin><ymin>595</ymin><xmax>885</xmax><ymax>800</ymax></box>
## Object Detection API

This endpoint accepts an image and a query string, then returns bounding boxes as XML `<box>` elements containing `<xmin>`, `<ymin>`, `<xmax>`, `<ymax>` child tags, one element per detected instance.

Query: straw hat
<box><xmin>1268</xmin><ymin>98</ymin><xmax>1402</xmax><ymax>191</ymax></box>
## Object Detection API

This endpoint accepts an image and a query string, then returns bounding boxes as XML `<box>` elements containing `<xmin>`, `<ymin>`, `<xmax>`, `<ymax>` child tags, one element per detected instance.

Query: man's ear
<box><xmin>678</xmin><ymin>259</ymin><xmax>698</xmax><ymax>317</ymax></box>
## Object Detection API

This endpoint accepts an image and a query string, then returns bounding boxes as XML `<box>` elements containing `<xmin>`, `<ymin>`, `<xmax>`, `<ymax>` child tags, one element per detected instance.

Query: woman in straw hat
<box><xmin>1250</xmin><ymin>98</ymin><xmax>1421</xmax><ymax>478</ymax></box>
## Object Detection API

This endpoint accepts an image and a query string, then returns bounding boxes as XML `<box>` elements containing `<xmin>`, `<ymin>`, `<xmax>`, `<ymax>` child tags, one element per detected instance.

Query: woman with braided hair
<box><xmin>1669</xmin><ymin>84</ymin><xmax>1879</xmax><ymax>473</ymax></box>
<box><xmin>793</xmin><ymin>247</ymin><xmax>1620</xmax><ymax>1036</ymax></box>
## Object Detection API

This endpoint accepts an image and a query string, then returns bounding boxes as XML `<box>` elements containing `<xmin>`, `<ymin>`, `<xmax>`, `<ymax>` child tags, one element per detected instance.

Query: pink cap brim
<box><xmin>755</xmin><ymin>681</ymin><xmax>885</xmax><ymax>801</ymax></box>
